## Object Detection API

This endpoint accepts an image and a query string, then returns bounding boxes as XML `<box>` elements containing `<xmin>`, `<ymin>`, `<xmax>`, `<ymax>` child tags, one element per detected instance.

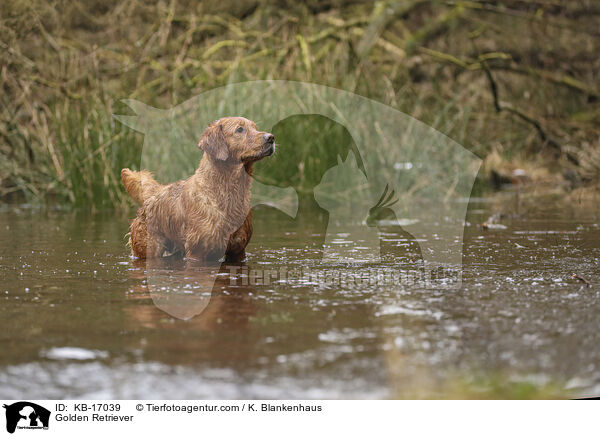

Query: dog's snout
<box><xmin>263</xmin><ymin>133</ymin><xmax>274</xmax><ymax>144</ymax></box>
<box><xmin>265</xmin><ymin>143</ymin><xmax>275</xmax><ymax>156</ymax></box>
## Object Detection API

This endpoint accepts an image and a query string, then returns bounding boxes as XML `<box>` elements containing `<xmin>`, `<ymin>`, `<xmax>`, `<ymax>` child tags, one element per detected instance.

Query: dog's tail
<box><xmin>121</xmin><ymin>168</ymin><xmax>161</xmax><ymax>204</ymax></box>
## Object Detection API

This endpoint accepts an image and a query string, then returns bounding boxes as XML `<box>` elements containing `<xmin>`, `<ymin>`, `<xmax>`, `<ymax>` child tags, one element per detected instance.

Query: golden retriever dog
<box><xmin>121</xmin><ymin>117</ymin><xmax>275</xmax><ymax>262</ymax></box>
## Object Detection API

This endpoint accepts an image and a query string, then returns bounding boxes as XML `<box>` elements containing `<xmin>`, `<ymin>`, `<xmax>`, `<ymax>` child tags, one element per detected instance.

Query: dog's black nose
<box><xmin>263</xmin><ymin>133</ymin><xmax>274</xmax><ymax>144</ymax></box>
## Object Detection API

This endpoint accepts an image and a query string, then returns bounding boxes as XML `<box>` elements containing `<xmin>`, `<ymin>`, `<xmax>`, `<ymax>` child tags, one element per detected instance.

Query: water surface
<box><xmin>0</xmin><ymin>194</ymin><xmax>598</xmax><ymax>398</ymax></box>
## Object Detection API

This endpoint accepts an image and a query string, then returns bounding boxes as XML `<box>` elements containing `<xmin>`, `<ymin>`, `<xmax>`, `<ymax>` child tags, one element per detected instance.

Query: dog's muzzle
<box><xmin>263</xmin><ymin>133</ymin><xmax>275</xmax><ymax>156</ymax></box>
<box><xmin>264</xmin><ymin>143</ymin><xmax>275</xmax><ymax>156</ymax></box>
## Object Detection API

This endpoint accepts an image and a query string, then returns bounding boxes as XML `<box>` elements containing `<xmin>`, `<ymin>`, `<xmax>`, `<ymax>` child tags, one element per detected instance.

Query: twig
<box><xmin>419</xmin><ymin>47</ymin><xmax>598</xmax><ymax>99</ymax></box>
<box><xmin>406</xmin><ymin>5</ymin><xmax>467</xmax><ymax>54</ymax></box>
<box><xmin>479</xmin><ymin>58</ymin><xmax>580</xmax><ymax>164</ymax></box>
<box><xmin>572</xmin><ymin>273</ymin><xmax>592</xmax><ymax>288</ymax></box>
<box><xmin>446</xmin><ymin>0</ymin><xmax>600</xmax><ymax>36</ymax></box>
<box><xmin>497</xmin><ymin>65</ymin><xmax>599</xmax><ymax>100</ymax></box>
<box><xmin>356</xmin><ymin>0</ymin><xmax>430</xmax><ymax>59</ymax></box>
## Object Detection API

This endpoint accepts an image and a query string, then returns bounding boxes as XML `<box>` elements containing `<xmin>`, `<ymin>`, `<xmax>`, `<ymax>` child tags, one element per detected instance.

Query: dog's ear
<box><xmin>198</xmin><ymin>122</ymin><xmax>229</xmax><ymax>161</ymax></box>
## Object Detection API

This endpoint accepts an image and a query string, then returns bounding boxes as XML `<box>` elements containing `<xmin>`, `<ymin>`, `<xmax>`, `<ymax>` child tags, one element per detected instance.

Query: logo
<box><xmin>3</xmin><ymin>402</ymin><xmax>50</xmax><ymax>434</ymax></box>
<box><xmin>115</xmin><ymin>80</ymin><xmax>481</xmax><ymax>320</ymax></box>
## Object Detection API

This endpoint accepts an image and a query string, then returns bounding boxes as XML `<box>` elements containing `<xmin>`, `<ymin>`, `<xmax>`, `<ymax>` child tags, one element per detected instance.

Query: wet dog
<box><xmin>121</xmin><ymin>117</ymin><xmax>275</xmax><ymax>262</ymax></box>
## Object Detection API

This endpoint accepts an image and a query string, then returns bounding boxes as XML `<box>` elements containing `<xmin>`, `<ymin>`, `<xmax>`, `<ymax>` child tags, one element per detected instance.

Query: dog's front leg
<box><xmin>185</xmin><ymin>246</ymin><xmax>207</xmax><ymax>262</ymax></box>
<box><xmin>184</xmin><ymin>235</ymin><xmax>208</xmax><ymax>262</ymax></box>
<box><xmin>225</xmin><ymin>210</ymin><xmax>253</xmax><ymax>262</ymax></box>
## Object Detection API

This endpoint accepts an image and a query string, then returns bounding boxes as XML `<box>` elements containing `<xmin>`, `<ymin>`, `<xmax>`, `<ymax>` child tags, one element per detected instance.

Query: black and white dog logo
<box><xmin>3</xmin><ymin>402</ymin><xmax>50</xmax><ymax>434</ymax></box>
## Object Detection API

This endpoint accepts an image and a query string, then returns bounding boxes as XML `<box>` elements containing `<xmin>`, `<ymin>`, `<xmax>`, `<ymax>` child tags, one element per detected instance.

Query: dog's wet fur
<box><xmin>121</xmin><ymin>117</ymin><xmax>275</xmax><ymax>262</ymax></box>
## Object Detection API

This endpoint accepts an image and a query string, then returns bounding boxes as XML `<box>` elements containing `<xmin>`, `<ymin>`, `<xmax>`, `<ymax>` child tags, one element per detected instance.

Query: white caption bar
<box><xmin>0</xmin><ymin>400</ymin><xmax>596</xmax><ymax>435</ymax></box>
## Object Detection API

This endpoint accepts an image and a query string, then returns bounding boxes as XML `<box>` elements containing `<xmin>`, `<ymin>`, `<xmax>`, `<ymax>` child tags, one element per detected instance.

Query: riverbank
<box><xmin>1</xmin><ymin>1</ymin><xmax>599</xmax><ymax>208</ymax></box>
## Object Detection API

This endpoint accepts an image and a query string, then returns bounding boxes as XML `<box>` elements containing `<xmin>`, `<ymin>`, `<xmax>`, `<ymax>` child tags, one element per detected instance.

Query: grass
<box><xmin>441</xmin><ymin>374</ymin><xmax>570</xmax><ymax>399</ymax></box>
<box><xmin>396</xmin><ymin>373</ymin><xmax>573</xmax><ymax>399</ymax></box>
<box><xmin>1</xmin><ymin>0</ymin><xmax>599</xmax><ymax>208</ymax></box>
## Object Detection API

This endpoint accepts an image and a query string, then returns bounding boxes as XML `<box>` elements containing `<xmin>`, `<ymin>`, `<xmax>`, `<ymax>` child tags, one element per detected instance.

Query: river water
<box><xmin>0</xmin><ymin>193</ymin><xmax>598</xmax><ymax>399</ymax></box>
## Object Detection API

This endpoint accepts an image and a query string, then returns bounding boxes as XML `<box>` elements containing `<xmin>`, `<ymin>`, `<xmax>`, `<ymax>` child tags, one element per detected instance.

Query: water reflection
<box><xmin>126</xmin><ymin>259</ymin><xmax>257</xmax><ymax>329</ymax></box>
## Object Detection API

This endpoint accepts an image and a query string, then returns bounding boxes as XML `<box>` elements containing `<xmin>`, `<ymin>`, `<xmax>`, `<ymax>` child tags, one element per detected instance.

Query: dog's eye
<box><xmin>235</xmin><ymin>126</ymin><xmax>245</xmax><ymax>133</ymax></box>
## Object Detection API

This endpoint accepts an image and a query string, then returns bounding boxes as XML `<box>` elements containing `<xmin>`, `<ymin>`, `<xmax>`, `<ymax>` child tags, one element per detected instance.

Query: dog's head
<box><xmin>198</xmin><ymin>117</ymin><xmax>275</xmax><ymax>164</ymax></box>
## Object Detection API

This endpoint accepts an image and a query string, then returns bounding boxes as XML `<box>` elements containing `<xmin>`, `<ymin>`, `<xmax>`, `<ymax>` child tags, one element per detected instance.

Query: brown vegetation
<box><xmin>1</xmin><ymin>0</ymin><xmax>599</xmax><ymax>207</ymax></box>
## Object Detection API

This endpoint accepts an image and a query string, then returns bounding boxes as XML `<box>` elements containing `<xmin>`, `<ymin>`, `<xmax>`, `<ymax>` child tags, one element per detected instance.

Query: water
<box><xmin>0</xmin><ymin>194</ymin><xmax>598</xmax><ymax>399</ymax></box>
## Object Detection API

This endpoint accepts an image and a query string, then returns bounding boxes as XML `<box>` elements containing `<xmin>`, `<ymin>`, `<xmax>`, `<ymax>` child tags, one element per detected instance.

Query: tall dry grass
<box><xmin>1</xmin><ymin>0</ymin><xmax>599</xmax><ymax>208</ymax></box>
